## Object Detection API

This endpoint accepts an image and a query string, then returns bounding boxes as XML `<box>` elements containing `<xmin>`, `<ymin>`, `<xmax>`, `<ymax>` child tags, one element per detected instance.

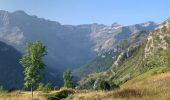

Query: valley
<box><xmin>0</xmin><ymin>3</ymin><xmax>170</xmax><ymax>99</ymax></box>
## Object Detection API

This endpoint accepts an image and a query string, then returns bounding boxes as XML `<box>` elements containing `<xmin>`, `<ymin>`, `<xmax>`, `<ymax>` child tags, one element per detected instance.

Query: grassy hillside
<box><xmin>72</xmin><ymin>70</ymin><xmax>170</xmax><ymax>100</ymax></box>
<box><xmin>122</xmin><ymin>67</ymin><xmax>170</xmax><ymax>87</ymax></box>
<box><xmin>77</xmin><ymin>43</ymin><xmax>145</xmax><ymax>89</ymax></box>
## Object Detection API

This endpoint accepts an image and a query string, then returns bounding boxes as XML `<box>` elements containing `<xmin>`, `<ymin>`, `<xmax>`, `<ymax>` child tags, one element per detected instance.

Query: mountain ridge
<box><xmin>77</xmin><ymin>17</ymin><xmax>170</xmax><ymax>89</ymax></box>
<box><xmin>0</xmin><ymin>10</ymin><xmax>158</xmax><ymax>86</ymax></box>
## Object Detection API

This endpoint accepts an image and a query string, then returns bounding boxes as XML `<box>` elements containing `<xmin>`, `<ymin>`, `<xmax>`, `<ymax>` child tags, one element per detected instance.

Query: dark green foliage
<box><xmin>7</xmin><ymin>88</ymin><xmax>16</xmax><ymax>93</ymax></box>
<box><xmin>63</xmin><ymin>70</ymin><xmax>74</xmax><ymax>88</ymax></box>
<box><xmin>99</xmin><ymin>80</ymin><xmax>111</xmax><ymax>90</ymax></box>
<box><xmin>47</xmin><ymin>96</ymin><xmax>59</xmax><ymax>100</ymax></box>
<box><xmin>55</xmin><ymin>89</ymin><xmax>74</xmax><ymax>98</ymax></box>
<box><xmin>20</xmin><ymin>40</ymin><xmax>47</xmax><ymax>97</ymax></box>
<box><xmin>110</xmin><ymin>82</ymin><xmax>119</xmax><ymax>89</ymax></box>
<box><xmin>48</xmin><ymin>89</ymin><xmax>75</xmax><ymax>100</ymax></box>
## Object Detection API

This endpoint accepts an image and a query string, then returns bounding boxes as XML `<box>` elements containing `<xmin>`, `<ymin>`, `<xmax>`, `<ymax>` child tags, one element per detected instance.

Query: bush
<box><xmin>7</xmin><ymin>88</ymin><xmax>16</xmax><ymax>93</ymax></box>
<box><xmin>47</xmin><ymin>96</ymin><xmax>59</xmax><ymax>100</ymax></box>
<box><xmin>99</xmin><ymin>80</ymin><xmax>111</xmax><ymax>90</ymax></box>
<box><xmin>47</xmin><ymin>88</ymin><xmax>75</xmax><ymax>99</ymax></box>
<box><xmin>55</xmin><ymin>88</ymin><xmax>75</xmax><ymax>98</ymax></box>
<box><xmin>110</xmin><ymin>83</ymin><xmax>119</xmax><ymax>89</ymax></box>
<box><xmin>0</xmin><ymin>86</ymin><xmax>3</xmax><ymax>93</ymax></box>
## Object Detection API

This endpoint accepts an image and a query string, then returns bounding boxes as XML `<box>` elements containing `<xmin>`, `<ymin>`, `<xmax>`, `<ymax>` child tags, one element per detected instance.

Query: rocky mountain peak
<box><xmin>111</xmin><ymin>22</ymin><xmax>122</xmax><ymax>27</ymax></box>
<box><xmin>12</xmin><ymin>10</ymin><xmax>28</xmax><ymax>16</ymax></box>
<box><xmin>142</xmin><ymin>21</ymin><xmax>156</xmax><ymax>27</ymax></box>
<box><xmin>145</xmin><ymin>17</ymin><xmax>170</xmax><ymax>57</ymax></box>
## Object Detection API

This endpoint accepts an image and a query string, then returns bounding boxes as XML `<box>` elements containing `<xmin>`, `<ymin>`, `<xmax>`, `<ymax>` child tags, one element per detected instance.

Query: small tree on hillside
<box><xmin>99</xmin><ymin>80</ymin><xmax>111</xmax><ymax>91</ymax></box>
<box><xmin>63</xmin><ymin>70</ymin><xmax>74</xmax><ymax>88</ymax></box>
<box><xmin>20</xmin><ymin>41</ymin><xmax>47</xmax><ymax>98</ymax></box>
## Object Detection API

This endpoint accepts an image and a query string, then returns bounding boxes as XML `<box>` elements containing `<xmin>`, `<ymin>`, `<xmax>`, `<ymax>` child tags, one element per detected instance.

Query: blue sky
<box><xmin>0</xmin><ymin>0</ymin><xmax>170</xmax><ymax>25</ymax></box>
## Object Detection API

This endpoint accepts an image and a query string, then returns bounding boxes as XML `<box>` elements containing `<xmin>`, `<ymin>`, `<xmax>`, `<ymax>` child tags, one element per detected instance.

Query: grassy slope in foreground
<box><xmin>72</xmin><ymin>68</ymin><xmax>170</xmax><ymax>100</ymax></box>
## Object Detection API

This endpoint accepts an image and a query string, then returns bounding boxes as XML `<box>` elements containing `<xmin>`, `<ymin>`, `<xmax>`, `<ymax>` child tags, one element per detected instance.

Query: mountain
<box><xmin>0</xmin><ymin>10</ymin><xmax>157</xmax><ymax>67</ymax></box>
<box><xmin>0</xmin><ymin>10</ymin><xmax>94</xmax><ymax>70</ymax></box>
<box><xmin>90</xmin><ymin>22</ymin><xmax>157</xmax><ymax>54</ymax></box>
<box><xmin>73</xmin><ymin>25</ymin><xmax>157</xmax><ymax>80</ymax></box>
<box><xmin>0</xmin><ymin>10</ymin><xmax>158</xmax><ymax>86</ymax></box>
<box><xmin>0</xmin><ymin>41</ymin><xmax>23</xmax><ymax>89</ymax></box>
<box><xmin>77</xmin><ymin>18</ymin><xmax>170</xmax><ymax>89</ymax></box>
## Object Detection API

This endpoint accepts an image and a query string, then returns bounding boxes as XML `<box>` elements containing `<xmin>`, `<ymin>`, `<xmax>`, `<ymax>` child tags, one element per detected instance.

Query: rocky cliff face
<box><xmin>145</xmin><ymin>18</ymin><xmax>170</xmax><ymax>57</ymax></box>
<box><xmin>90</xmin><ymin>22</ymin><xmax>157</xmax><ymax>55</ymax></box>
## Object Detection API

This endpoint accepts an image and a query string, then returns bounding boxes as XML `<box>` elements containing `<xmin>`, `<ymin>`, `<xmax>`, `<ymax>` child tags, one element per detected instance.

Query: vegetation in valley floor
<box><xmin>0</xmin><ymin>69</ymin><xmax>170</xmax><ymax>100</ymax></box>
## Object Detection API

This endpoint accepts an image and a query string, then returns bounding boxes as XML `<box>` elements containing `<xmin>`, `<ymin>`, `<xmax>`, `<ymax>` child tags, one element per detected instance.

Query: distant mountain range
<box><xmin>0</xmin><ymin>10</ymin><xmax>159</xmax><ymax>87</ymax></box>
<box><xmin>77</xmin><ymin>18</ymin><xmax>170</xmax><ymax>90</ymax></box>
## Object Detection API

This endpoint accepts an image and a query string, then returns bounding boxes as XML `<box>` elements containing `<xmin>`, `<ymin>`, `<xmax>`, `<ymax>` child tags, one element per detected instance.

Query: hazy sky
<box><xmin>0</xmin><ymin>0</ymin><xmax>170</xmax><ymax>25</ymax></box>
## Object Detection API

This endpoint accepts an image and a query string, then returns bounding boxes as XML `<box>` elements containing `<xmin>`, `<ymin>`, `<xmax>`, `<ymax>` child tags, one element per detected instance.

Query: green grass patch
<box><xmin>122</xmin><ymin>67</ymin><xmax>170</xmax><ymax>87</ymax></box>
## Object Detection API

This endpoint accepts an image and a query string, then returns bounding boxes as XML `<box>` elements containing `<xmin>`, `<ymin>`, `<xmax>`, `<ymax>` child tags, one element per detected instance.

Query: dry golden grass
<box><xmin>73</xmin><ymin>71</ymin><xmax>170</xmax><ymax>100</ymax></box>
<box><xmin>0</xmin><ymin>88</ymin><xmax>76</xmax><ymax>100</ymax></box>
<box><xmin>73</xmin><ymin>89</ymin><xmax>143</xmax><ymax>100</ymax></box>
<box><xmin>1</xmin><ymin>71</ymin><xmax>170</xmax><ymax>100</ymax></box>
<box><xmin>0</xmin><ymin>91</ymin><xmax>46</xmax><ymax>100</ymax></box>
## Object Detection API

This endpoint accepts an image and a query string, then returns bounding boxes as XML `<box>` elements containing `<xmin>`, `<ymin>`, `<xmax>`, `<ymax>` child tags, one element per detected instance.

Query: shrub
<box><xmin>110</xmin><ymin>83</ymin><xmax>119</xmax><ymax>89</ymax></box>
<box><xmin>47</xmin><ymin>96</ymin><xmax>59</xmax><ymax>100</ymax></box>
<box><xmin>99</xmin><ymin>80</ymin><xmax>111</xmax><ymax>90</ymax></box>
<box><xmin>47</xmin><ymin>88</ymin><xmax>75</xmax><ymax>99</ymax></box>
<box><xmin>55</xmin><ymin>88</ymin><xmax>75</xmax><ymax>98</ymax></box>
<box><xmin>7</xmin><ymin>88</ymin><xmax>16</xmax><ymax>93</ymax></box>
<box><xmin>0</xmin><ymin>86</ymin><xmax>3</xmax><ymax>93</ymax></box>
